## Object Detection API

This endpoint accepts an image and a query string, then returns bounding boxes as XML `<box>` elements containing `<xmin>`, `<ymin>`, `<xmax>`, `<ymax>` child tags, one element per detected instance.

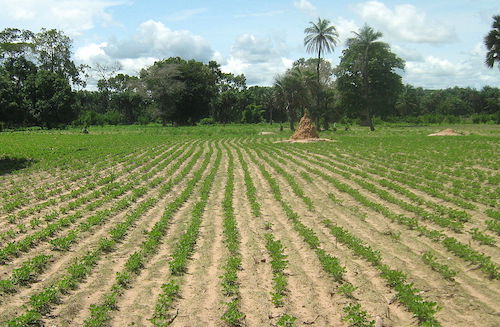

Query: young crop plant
<box><xmin>268</xmin><ymin>145</ymin><xmax>499</xmax><ymax>282</ymax></box>
<box><xmin>83</xmin><ymin>146</ymin><xmax>216</xmax><ymax>327</ymax></box>
<box><xmin>470</xmin><ymin>228</ymin><xmax>496</xmax><ymax>246</ymax></box>
<box><xmin>220</xmin><ymin>148</ymin><xmax>245</xmax><ymax>326</ymax></box>
<box><xmin>254</xmin><ymin>147</ymin><xmax>314</xmax><ymax>210</ymax></box>
<box><xmin>322</xmin><ymin>219</ymin><xmax>442</xmax><ymax>326</ymax></box>
<box><xmin>6</xmin><ymin>146</ymin><xmax>205</xmax><ymax>325</ymax></box>
<box><xmin>264</xmin><ymin>232</ymin><xmax>289</xmax><ymax>307</ymax></box>
<box><xmin>235</xmin><ymin>147</ymin><xmax>261</xmax><ymax>217</ymax></box>
<box><xmin>149</xmin><ymin>147</ymin><xmax>228</xmax><ymax>327</ymax></box>
<box><xmin>421</xmin><ymin>252</ymin><xmax>458</xmax><ymax>281</ymax></box>
<box><xmin>342</xmin><ymin>303</ymin><xmax>375</xmax><ymax>327</ymax></box>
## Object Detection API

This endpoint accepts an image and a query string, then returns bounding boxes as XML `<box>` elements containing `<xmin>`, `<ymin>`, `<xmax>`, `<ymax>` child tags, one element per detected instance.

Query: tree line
<box><xmin>0</xmin><ymin>18</ymin><xmax>499</xmax><ymax>130</ymax></box>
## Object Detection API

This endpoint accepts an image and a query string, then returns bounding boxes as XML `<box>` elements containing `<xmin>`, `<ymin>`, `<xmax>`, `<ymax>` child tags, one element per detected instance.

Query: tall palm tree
<box><xmin>304</xmin><ymin>18</ymin><xmax>339</xmax><ymax>81</ymax></box>
<box><xmin>484</xmin><ymin>15</ymin><xmax>500</xmax><ymax>70</ymax></box>
<box><xmin>347</xmin><ymin>25</ymin><xmax>387</xmax><ymax>131</ymax></box>
<box><xmin>304</xmin><ymin>18</ymin><xmax>338</xmax><ymax>129</ymax></box>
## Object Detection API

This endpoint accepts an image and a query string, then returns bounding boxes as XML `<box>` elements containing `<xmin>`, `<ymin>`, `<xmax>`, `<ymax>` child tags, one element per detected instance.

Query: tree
<box><xmin>336</xmin><ymin>25</ymin><xmax>404</xmax><ymax>130</ymax></box>
<box><xmin>162</xmin><ymin>57</ymin><xmax>218</xmax><ymax>125</ymax></box>
<box><xmin>0</xmin><ymin>28</ymin><xmax>35</xmax><ymax>60</ymax></box>
<box><xmin>304</xmin><ymin>18</ymin><xmax>338</xmax><ymax>128</ymax></box>
<box><xmin>304</xmin><ymin>18</ymin><xmax>338</xmax><ymax>83</ymax></box>
<box><xmin>273</xmin><ymin>67</ymin><xmax>313</xmax><ymax>130</ymax></box>
<box><xmin>484</xmin><ymin>15</ymin><xmax>500</xmax><ymax>70</ymax></box>
<box><xmin>0</xmin><ymin>67</ymin><xmax>27</xmax><ymax>127</ymax></box>
<box><xmin>34</xmin><ymin>28</ymin><xmax>84</xmax><ymax>85</ymax></box>
<box><xmin>25</xmin><ymin>70</ymin><xmax>76</xmax><ymax>128</ymax></box>
<box><xmin>139</xmin><ymin>61</ymin><xmax>184</xmax><ymax>125</ymax></box>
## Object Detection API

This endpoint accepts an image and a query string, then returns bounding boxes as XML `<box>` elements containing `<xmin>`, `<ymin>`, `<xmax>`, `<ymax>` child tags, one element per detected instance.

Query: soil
<box><xmin>291</xmin><ymin>112</ymin><xmax>319</xmax><ymax>140</ymax></box>
<box><xmin>1</xmin><ymin>138</ymin><xmax>498</xmax><ymax>327</ymax></box>
<box><xmin>428</xmin><ymin>128</ymin><xmax>463</xmax><ymax>136</ymax></box>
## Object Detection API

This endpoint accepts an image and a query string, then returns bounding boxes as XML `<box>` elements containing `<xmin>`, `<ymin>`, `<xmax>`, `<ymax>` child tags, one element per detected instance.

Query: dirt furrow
<box><xmin>169</xmin><ymin>151</ymin><xmax>227</xmax><ymax>327</ymax></box>
<box><xmin>231</xmin><ymin>147</ymin><xmax>274</xmax><ymax>327</ymax></box>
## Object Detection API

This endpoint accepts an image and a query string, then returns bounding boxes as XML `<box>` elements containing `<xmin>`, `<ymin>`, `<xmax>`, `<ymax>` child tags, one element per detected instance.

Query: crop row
<box><xmin>151</xmin><ymin>145</ymin><xmax>221</xmax><ymax>327</ymax></box>
<box><xmin>5</xmin><ymin>143</ymin><xmax>208</xmax><ymax>326</ymax></box>
<box><xmin>219</xmin><ymin>148</ymin><xmax>245</xmax><ymax>326</ymax></box>
<box><xmin>268</xmin><ymin>146</ymin><xmax>499</xmax><ymax>280</ymax></box>
<box><xmin>1</xmin><ymin>146</ymin><xmax>158</xmax><ymax>216</ymax></box>
<box><xmin>243</xmin><ymin>145</ymin><xmax>375</xmax><ymax>326</ymax></box>
<box><xmin>0</xmin><ymin>143</ymin><xmax>191</xmax><ymax>266</ymax></box>
<box><xmin>0</xmin><ymin>144</ymin><xmax>199</xmax><ymax>295</ymax></box>
<box><xmin>0</xmin><ymin>144</ymin><xmax>172</xmax><ymax>239</ymax></box>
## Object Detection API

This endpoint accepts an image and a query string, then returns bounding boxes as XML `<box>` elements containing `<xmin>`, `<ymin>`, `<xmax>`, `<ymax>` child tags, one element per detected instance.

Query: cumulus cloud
<box><xmin>75</xmin><ymin>20</ymin><xmax>217</xmax><ymax>87</ymax></box>
<box><xmin>105</xmin><ymin>20</ymin><xmax>214</xmax><ymax>62</ymax></box>
<box><xmin>222</xmin><ymin>34</ymin><xmax>293</xmax><ymax>85</ymax></box>
<box><xmin>403</xmin><ymin>45</ymin><xmax>500</xmax><ymax>89</ymax></box>
<box><xmin>0</xmin><ymin>0</ymin><xmax>119</xmax><ymax>35</ymax></box>
<box><xmin>355</xmin><ymin>1</ymin><xmax>456</xmax><ymax>44</ymax></box>
<box><xmin>335</xmin><ymin>17</ymin><xmax>360</xmax><ymax>45</ymax></box>
<box><xmin>294</xmin><ymin>0</ymin><xmax>317</xmax><ymax>17</ymax></box>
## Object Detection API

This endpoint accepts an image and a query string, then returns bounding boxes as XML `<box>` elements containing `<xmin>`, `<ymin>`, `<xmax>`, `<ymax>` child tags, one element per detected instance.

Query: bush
<box><xmin>198</xmin><ymin>117</ymin><xmax>216</xmax><ymax>125</ymax></box>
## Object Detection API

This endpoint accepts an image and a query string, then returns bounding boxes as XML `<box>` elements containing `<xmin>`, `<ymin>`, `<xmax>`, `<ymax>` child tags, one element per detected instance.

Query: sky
<box><xmin>1</xmin><ymin>0</ymin><xmax>499</xmax><ymax>89</ymax></box>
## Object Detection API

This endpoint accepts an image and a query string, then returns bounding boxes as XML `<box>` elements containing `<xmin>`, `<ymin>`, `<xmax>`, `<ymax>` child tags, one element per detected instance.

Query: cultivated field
<box><xmin>0</xmin><ymin>125</ymin><xmax>499</xmax><ymax>327</ymax></box>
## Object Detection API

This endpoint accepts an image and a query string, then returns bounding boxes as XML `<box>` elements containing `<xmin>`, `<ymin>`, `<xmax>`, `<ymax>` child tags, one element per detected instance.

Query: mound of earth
<box><xmin>291</xmin><ymin>112</ymin><xmax>319</xmax><ymax>140</ymax></box>
<box><xmin>428</xmin><ymin>128</ymin><xmax>463</xmax><ymax>136</ymax></box>
<box><xmin>259</xmin><ymin>131</ymin><xmax>276</xmax><ymax>135</ymax></box>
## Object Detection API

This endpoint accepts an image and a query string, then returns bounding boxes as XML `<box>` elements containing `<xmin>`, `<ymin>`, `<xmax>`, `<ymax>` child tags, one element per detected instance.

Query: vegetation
<box><xmin>484</xmin><ymin>15</ymin><xmax>500</xmax><ymax>70</ymax></box>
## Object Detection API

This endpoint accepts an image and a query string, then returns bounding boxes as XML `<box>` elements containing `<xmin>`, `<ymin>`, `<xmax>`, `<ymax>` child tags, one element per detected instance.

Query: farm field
<box><xmin>0</xmin><ymin>124</ymin><xmax>499</xmax><ymax>327</ymax></box>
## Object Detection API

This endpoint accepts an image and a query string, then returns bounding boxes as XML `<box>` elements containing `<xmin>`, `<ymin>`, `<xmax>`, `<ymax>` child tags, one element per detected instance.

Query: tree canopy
<box><xmin>484</xmin><ymin>15</ymin><xmax>500</xmax><ymax>70</ymax></box>
<box><xmin>336</xmin><ymin>25</ymin><xmax>405</xmax><ymax>130</ymax></box>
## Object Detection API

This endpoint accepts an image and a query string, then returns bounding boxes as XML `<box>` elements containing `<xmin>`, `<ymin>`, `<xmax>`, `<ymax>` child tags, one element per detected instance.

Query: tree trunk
<box><xmin>286</xmin><ymin>104</ymin><xmax>295</xmax><ymax>131</ymax></box>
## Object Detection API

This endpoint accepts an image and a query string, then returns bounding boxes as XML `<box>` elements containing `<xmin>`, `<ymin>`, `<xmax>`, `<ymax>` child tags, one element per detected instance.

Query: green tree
<box><xmin>25</xmin><ymin>70</ymin><xmax>76</xmax><ymax>128</ymax></box>
<box><xmin>0</xmin><ymin>67</ymin><xmax>27</xmax><ymax>127</ymax></box>
<box><xmin>336</xmin><ymin>25</ymin><xmax>404</xmax><ymax>130</ymax></box>
<box><xmin>0</xmin><ymin>28</ymin><xmax>35</xmax><ymax>60</ymax></box>
<box><xmin>163</xmin><ymin>57</ymin><xmax>218</xmax><ymax>125</ymax></box>
<box><xmin>273</xmin><ymin>67</ymin><xmax>313</xmax><ymax>130</ymax></box>
<box><xmin>34</xmin><ymin>28</ymin><xmax>84</xmax><ymax>85</ymax></box>
<box><xmin>484</xmin><ymin>15</ymin><xmax>500</xmax><ymax>70</ymax></box>
<box><xmin>304</xmin><ymin>18</ymin><xmax>338</xmax><ymax>83</ymax></box>
<box><xmin>304</xmin><ymin>18</ymin><xmax>339</xmax><ymax>128</ymax></box>
<box><xmin>139</xmin><ymin>61</ymin><xmax>184</xmax><ymax>125</ymax></box>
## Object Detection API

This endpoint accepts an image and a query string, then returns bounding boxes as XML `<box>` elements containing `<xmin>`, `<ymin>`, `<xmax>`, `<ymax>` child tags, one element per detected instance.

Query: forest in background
<box><xmin>0</xmin><ymin>24</ymin><xmax>499</xmax><ymax>131</ymax></box>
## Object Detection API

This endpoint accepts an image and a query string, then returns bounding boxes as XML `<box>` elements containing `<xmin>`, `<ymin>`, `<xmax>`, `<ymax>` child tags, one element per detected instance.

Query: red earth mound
<box><xmin>291</xmin><ymin>113</ymin><xmax>319</xmax><ymax>140</ymax></box>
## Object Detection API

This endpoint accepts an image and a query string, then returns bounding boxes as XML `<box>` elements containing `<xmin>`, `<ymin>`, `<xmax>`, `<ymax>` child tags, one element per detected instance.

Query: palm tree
<box><xmin>484</xmin><ymin>15</ymin><xmax>500</xmax><ymax>70</ymax></box>
<box><xmin>304</xmin><ymin>18</ymin><xmax>338</xmax><ymax>129</ymax></box>
<box><xmin>304</xmin><ymin>18</ymin><xmax>339</xmax><ymax>79</ymax></box>
<box><xmin>347</xmin><ymin>25</ymin><xmax>387</xmax><ymax>131</ymax></box>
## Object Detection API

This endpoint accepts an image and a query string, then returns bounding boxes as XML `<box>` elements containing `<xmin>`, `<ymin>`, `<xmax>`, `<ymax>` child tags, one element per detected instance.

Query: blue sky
<box><xmin>1</xmin><ymin>0</ymin><xmax>499</xmax><ymax>89</ymax></box>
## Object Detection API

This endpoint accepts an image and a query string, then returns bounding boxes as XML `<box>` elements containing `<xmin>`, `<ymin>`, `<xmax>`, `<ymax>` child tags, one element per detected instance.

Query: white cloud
<box><xmin>105</xmin><ymin>20</ymin><xmax>214</xmax><ymax>62</ymax></box>
<box><xmin>403</xmin><ymin>47</ymin><xmax>500</xmax><ymax>89</ymax></box>
<box><xmin>294</xmin><ymin>0</ymin><xmax>317</xmax><ymax>17</ymax></box>
<box><xmin>222</xmin><ymin>34</ymin><xmax>292</xmax><ymax>85</ymax></box>
<box><xmin>118</xmin><ymin>57</ymin><xmax>158</xmax><ymax>75</ymax></box>
<box><xmin>335</xmin><ymin>17</ymin><xmax>360</xmax><ymax>45</ymax></box>
<box><xmin>0</xmin><ymin>0</ymin><xmax>120</xmax><ymax>36</ymax></box>
<box><xmin>75</xmin><ymin>42</ymin><xmax>109</xmax><ymax>63</ymax></box>
<box><xmin>355</xmin><ymin>1</ymin><xmax>455</xmax><ymax>44</ymax></box>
